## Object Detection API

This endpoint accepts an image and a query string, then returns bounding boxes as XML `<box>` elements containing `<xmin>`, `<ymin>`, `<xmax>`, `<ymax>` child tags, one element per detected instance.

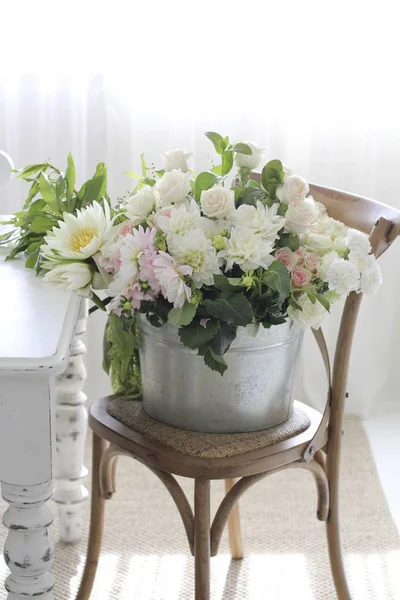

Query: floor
<box><xmin>363</xmin><ymin>410</ymin><xmax>400</xmax><ymax>535</ymax></box>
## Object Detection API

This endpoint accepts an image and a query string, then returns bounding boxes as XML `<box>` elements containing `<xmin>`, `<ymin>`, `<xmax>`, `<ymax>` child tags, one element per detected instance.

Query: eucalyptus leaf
<box><xmin>231</xmin><ymin>142</ymin><xmax>252</xmax><ymax>155</ymax></box>
<box><xmin>194</xmin><ymin>171</ymin><xmax>222</xmax><ymax>201</ymax></box>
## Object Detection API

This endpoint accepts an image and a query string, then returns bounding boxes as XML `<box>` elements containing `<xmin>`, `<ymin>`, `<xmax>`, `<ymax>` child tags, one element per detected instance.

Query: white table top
<box><xmin>0</xmin><ymin>219</ymin><xmax>80</xmax><ymax>371</ymax></box>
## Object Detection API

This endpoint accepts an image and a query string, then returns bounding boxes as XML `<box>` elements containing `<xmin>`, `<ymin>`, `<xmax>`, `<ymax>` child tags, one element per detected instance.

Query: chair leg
<box><xmin>326</xmin><ymin>468</ymin><xmax>352</xmax><ymax>600</ymax></box>
<box><xmin>224</xmin><ymin>479</ymin><xmax>244</xmax><ymax>559</ymax></box>
<box><xmin>194</xmin><ymin>479</ymin><xmax>211</xmax><ymax>600</ymax></box>
<box><xmin>76</xmin><ymin>432</ymin><xmax>107</xmax><ymax>600</ymax></box>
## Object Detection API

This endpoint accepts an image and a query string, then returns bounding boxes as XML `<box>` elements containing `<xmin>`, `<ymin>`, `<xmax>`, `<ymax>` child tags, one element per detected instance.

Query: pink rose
<box><xmin>304</xmin><ymin>252</ymin><xmax>319</xmax><ymax>272</ymax></box>
<box><xmin>275</xmin><ymin>248</ymin><xmax>298</xmax><ymax>272</ymax></box>
<box><xmin>295</xmin><ymin>247</ymin><xmax>307</xmax><ymax>264</ymax></box>
<box><xmin>291</xmin><ymin>267</ymin><xmax>312</xmax><ymax>288</ymax></box>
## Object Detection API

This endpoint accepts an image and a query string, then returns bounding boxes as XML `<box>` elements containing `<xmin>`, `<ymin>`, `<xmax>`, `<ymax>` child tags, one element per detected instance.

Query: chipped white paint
<box><xmin>0</xmin><ymin>247</ymin><xmax>81</xmax><ymax>598</ymax></box>
<box><xmin>54</xmin><ymin>299</ymin><xmax>89</xmax><ymax>543</ymax></box>
<box><xmin>2</xmin><ymin>481</ymin><xmax>55</xmax><ymax>600</ymax></box>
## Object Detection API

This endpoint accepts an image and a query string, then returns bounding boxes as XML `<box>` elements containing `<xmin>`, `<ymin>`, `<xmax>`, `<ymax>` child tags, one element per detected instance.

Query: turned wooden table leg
<box><xmin>225</xmin><ymin>479</ymin><xmax>244</xmax><ymax>560</ymax></box>
<box><xmin>53</xmin><ymin>299</ymin><xmax>88</xmax><ymax>544</ymax></box>
<box><xmin>2</xmin><ymin>481</ymin><xmax>55</xmax><ymax>600</ymax></box>
<box><xmin>194</xmin><ymin>479</ymin><xmax>211</xmax><ymax>600</ymax></box>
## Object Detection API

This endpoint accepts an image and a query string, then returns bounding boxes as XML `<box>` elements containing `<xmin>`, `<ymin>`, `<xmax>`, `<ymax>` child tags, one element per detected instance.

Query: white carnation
<box><xmin>162</xmin><ymin>148</ymin><xmax>192</xmax><ymax>172</ymax></box>
<box><xmin>218</xmin><ymin>227</ymin><xmax>275</xmax><ymax>271</ymax></box>
<box><xmin>156</xmin><ymin>199</ymin><xmax>201</xmax><ymax>236</ymax></box>
<box><xmin>285</xmin><ymin>197</ymin><xmax>318</xmax><ymax>234</ymax></box>
<box><xmin>287</xmin><ymin>294</ymin><xmax>327</xmax><ymax>329</ymax></box>
<box><xmin>124</xmin><ymin>186</ymin><xmax>157</xmax><ymax>225</ymax></box>
<box><xmin>229</xmin><ymin>201</ymin><xmax>285</xmax><ymax>241</ymax></box>
<box><xmin>359</xmin><ymin>255</ymin><xmax>382</xmax><ymax>294</ymax></box>
<box><xmin>167</xmin><ymin>228</ymin><xmax>221</xmax><ymax>287</ymax></box>
<box><xmin>317</xmin><ymin>251</ymin><xmax>340</xmax><ymax>281</ymax></box>
<box><xmin>326</xmin><ymin>258</ymin><xmax>360</xmax><ymax>294</ymax></box>
<box><xmin>347</xmin><ymin>228</ymin><xmax>371</xmax><ymax>255</ymax></box>
<box><xmin>155</xmin><ymin>169</ymin><xmax>192</xmax><ymax>206</ymax></box>
<box><xmin>200</xmin><ymin>186</ymin><xmax>235</xmax><ymax>219</ymax></box>
<box><xmin>276</xmin><ymin>175</ymin><xmax>309</xmax><ymax>205</ymax></box>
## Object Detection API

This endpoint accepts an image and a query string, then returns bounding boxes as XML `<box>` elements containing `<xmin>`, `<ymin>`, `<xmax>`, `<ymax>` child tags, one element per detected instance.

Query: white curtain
<box><xmin>1</xmin><ymin>0</ymin><xmax>399</xmax><ymax>415</ymax></box>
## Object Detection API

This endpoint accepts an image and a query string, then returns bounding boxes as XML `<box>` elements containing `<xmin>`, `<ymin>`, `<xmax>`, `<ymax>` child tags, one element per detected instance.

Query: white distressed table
<box><xmin>0</xmin><ymin>248</ymin><xmax>89</xmax><ymax>599</ymax></box>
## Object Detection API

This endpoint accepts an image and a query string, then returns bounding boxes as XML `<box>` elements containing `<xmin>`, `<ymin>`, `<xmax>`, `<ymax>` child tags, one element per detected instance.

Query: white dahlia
<box><xmin>229</xmin><ymin>201</ymin><xmax>285</xmax><ymax>241</ymax></box>
<box><xmin>167</xmin><ymin>228</ymin><xmax>221</xmax><ymax>287</ymax></box>
<box><xmin>217</xmin><ymin>226</ymin><xmax>275</xmax><ymax>271</ymax></box>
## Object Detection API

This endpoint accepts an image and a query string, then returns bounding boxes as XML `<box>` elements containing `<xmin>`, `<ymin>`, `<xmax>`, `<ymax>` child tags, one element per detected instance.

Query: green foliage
<box><xmin>205</xmin><ymin>131</ymin><xmax>225</xmax><ymax>155</ymax></box>
<box><xmin>204</xmin><ymin>293</ymin><xmax>254</xmax><ymax>326</ymax></box>
<box><xmin>230</xmin><ymin>142</ymin><xmax>252</xmax><ymax>155</ymax></box>
<box><xmin>1</xmin><ymin>156</ymin><xmax>111</xmax><ymax>268</ymax></box>
<box><xmin>194</xmin><ymin>171</ymin><xmax>222</xmax><ymax>201</ymax></box>
<box><xmin>103</xmin><ymin>313</ymin><xmax>142</xmax><ymax>397</ymax></box>
<box><xmin>178</xmin><ymin>319</ymin><xmax>219</xmax><ymax>349</ymax></box>
<box><xmin>167</xmin><ymin>302</ymin><xmax>197</xmax><ymax>326</ymax></box>
<box><xmin>261</xmin><ymin>159</ymin><xmax>285</xmax><ymax>198</ymax></box>
<box><xmin>262</xmin><ymin>261</ymin><xmax>291</xmax><ymax>301</ymax></box>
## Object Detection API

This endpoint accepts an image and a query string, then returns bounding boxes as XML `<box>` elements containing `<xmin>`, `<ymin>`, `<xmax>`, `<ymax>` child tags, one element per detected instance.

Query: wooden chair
<box><xmin>76</xmin><ymin>184</ymin><xmax>400</xmax><ymax>600</ymax></box>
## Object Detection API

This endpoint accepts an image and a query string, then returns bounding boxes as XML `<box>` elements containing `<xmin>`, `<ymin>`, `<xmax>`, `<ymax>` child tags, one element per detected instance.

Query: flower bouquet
<box><xmin>1</xmin><ymin>132</ymin><xmax>382</xmax><ymax>431</ymax></box>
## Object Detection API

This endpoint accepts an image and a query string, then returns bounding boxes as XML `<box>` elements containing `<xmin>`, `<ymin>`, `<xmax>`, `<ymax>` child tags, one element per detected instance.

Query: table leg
<box><xmin>53</xmin><ymin>300</ymin><xmax>89</xmax><ymax>544</ymax></box>
<box><xmin>2</xmin><ymin>480</ymin><xmax>55</xmax><ymax>599</ymax></box>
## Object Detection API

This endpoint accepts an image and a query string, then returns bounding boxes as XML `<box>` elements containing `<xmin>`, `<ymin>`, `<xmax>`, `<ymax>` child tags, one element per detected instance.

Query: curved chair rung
<box><xmin>211</xmin><ymin>460</ymin><xmax>329</xmax><ymax>557</ymax></box>
<box><xmin>99</xmin><ymin>443</ymin><xmax>195</xmax><ymax>554</ymax></box>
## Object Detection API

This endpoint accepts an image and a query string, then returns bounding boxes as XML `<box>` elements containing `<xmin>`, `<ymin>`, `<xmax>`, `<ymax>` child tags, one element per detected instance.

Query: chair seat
<box><xmin>106</xmin><ymin>398</ymin><xmax>311</xmax><ymax>459</ymax></box>
<box><xmin>89</xmin><ymin>396</ymin><xmax>324</xmax><ymax>479</ymax></box>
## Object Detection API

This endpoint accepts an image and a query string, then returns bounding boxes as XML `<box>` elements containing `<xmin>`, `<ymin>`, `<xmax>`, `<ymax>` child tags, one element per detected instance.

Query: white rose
<box><xmin>285</xmin><ymin>197</ymin><xmax>318</xmax><ymax>234</ymax></box>
<box><xmin>359</xmin><ymin>255</ymin><xmax>382</xmax><ymax>294</ymax></box>
<box><xmin>43</xmin><ymin>262</ymin><xmax>93</xmax><ymax>296</ymax></box>
<box><xmin>155</xmin><ymin>169</ymin><xmax>192</xmax><ymax>206</ymax></box>
<box><xmin>234</xmin><ymin>142</ymin><xmax>264</xmax><ymax>169</ymax></box>
<box><xmin>276</xmin><ymin>175</ymin><xmax>309</xmax><ymax>204</ymax></box>
<box><xmin>301</xmin><ymin>232</ymin><xmax>336</xmax><ymax>255</ymax></box>
<box><xmin>124</xmin><ymin>186</ymin><xmax>157</xmax><ymax>225</ymax></box>
<box><xmin>287</xmin><ymin>293</ymin><xmax>327</xmax><ymax>329</ymax></box>
<box><xmin>162</xmin><ymin>148</ymin><xmax>192</xmax><ymax>172</ymax></box>
<box><xmin>326</xmin><ymin>258</ymin><xmax>360</xmax><ymax>294</ymax></box>
<box><xmin>200</xmin><ymin>186</ymin><xmax>235</xmax><ymax>219</ymax></box>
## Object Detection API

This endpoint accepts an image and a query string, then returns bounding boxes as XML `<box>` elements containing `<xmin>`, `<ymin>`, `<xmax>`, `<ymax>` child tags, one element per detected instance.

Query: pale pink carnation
<box><xmin>291</xmin><ymin>266</ymin><xmax>312</xmax><ymax>288</ymax></box>
<box><xmin>275</xmin><ymin>247</ymin><xmax>298</xmax><ymax>272</ymax></box>
<box><xmin>153</xmin><ymin>251</ymin><xmax>192</xmax><ymax>308</ymax></box>
<box><xmin>138</xmin><ymin>248</ymin><xmax>161</xmax><ymax>293</ymax></box>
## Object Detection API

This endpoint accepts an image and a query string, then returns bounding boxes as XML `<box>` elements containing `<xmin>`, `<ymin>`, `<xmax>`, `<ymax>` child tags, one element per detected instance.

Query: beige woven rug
<box><xmin>0</xmin><ymin>416</ymin><xmax>399</xmax><ymax>599</ymax></box>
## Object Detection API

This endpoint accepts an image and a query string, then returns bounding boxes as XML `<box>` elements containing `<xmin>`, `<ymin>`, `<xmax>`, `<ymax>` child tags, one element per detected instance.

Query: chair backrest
<box><xmin>246</xmin><ymin>173</ymin><xmax>400</xmax><ymax>460</ymax></box>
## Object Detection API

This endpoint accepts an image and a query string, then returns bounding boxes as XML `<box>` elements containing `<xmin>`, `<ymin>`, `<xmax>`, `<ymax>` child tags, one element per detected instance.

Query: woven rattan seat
<box><xmin>106</xmin><ymin>398</ymin><xmax>311</xmax><ymax>459</ymax></box>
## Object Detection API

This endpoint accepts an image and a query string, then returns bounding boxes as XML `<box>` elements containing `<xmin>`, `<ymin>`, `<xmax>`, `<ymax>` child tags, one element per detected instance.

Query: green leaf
<box><xmin>125</xmin><ymin>171</ymin><xmax>142</xmax><ymax>179</ymax></box>
<box><xmin>194</xmin><ymin>171</ymin><xmax>222</xmax><ymax>201</ymax></box>
<box><xmin>77</xmin><ymin>163</ymin><xmax>107</xmax><ymax>206</ymax></box>
<box><xmin>155</xmin><ymin>168</ymin><xmax>165</xmax><ymax>178</ymax></box>
<box><xmin>30</xmin><ymin>216</ymin><xmax>55</xmax><ymax>233</ymax></box>
<box><xmin>39</xmin><ymin>173</ymin><xmax>60</xmax><ymax>212</ymax></box>
<box><xmin>25</xmin><ymin>249</ymin><xmax>40</xmax><ymax>269</ymax></box>
<box><xmin>205</xmin><ymin>131</ymin><xmax>224</xmax><ymax>155</ymax></box>
<box><xmin>214</xmin><ymin>274</ymin><xmax>241</xmax><ymax>292</ymax></box>
<box><xmin>211</xmin><ymin>164</ymin><xmax>223</xmax><ymax>175</ymax></box>
<box><xmin>16</xmin><ymin>163</ymin><xmax>48</xmax><ymax>179</ymax></box>
<box><xmin>221</xmin><ymin>150</ymin><xmax>233</xmax><ymax>176</ymax></box>
<box><xmin>204</xmin><ymin>293</ymin><xmax>254</xmax><ymax>326</ymax></box>
<box><xmin>178</xmin><ymin>320</ymin><xmax>219</xmax><ymax>349</ymax></box>
<box><xmin>168</xmin><ymin>303</ymin><xmax>197</xmax><ymax>326</ymax></box>
<box><xmin>241</xmin><ymin>187</ymin><xmax>266</xmax><ymax>206</ymax></box>
<box><xmin>91</xmin><ymin>292</ymin><xmax>107</xmax><ymax>312</ymax></box>
<box><xmin>231</xmin><ymin>142</ymin><xmax>252</xmax><ymax>155</ymax></box>
<box><xmin>261</xmin><ymin>159</ymin><xmax>285</xmax><ymax>197</ymax></box>
<box><xmin>209</xmin><ymin>322</ymin><xmax>236</xmax><ymax>355</ymax></box>
<box><xmin>140</xmin><ymin>153</ymin><xmax>147</xmax><ymax>177</ymax></box>
<box><xmin>314</xmin><ymin>293</ymin><xmax>331</xmax><ymax>312</ymax></box>
<box><xmin>289</xmin><ymin>295</ymin><xmax>303</xmax><ymax>311</ymax></box>
<box><xmin>262</xmin><ymin>261</ymin><xmax>291</xmax><ymax>300</ymax></box>
<box><xmin>66</xmin><ymin>153</ymin><xmax>76</xmax><ymax>203</ymax></box>
<box><xmin>55</xmin><ymin>174</ymin><xmax>66</xmax><ymax>199</ymax></box>
<box><xmin>203</xmin><ymin>348</ymin><xmax>228</xmax><ymax>375</ymax></box>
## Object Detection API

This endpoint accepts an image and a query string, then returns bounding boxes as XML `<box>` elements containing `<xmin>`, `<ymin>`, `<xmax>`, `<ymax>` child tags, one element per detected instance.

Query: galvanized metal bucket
<box><xmin>139</xmin><ymin>316</ymin><xmax>303</xmax><ymax>433</ymax></box>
